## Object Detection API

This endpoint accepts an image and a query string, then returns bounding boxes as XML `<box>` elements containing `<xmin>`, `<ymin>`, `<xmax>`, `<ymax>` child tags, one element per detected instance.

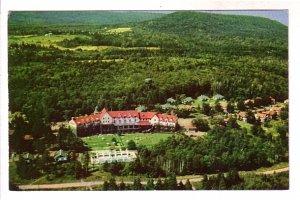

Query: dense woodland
<box><xmin>100</xmin><ymin>124</ymin><xmax>288</xmax><ymax>177</ymax></box>
<box><xmin>9</xmin><ymin>11</ymin><xmax>288</xmax><ymax>124</ymax></box>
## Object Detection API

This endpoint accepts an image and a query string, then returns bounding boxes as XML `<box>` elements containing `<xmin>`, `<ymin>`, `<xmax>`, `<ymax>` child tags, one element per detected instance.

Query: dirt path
<box><xmin>18</xmin><ymin>167</ymin><xmax>289</xmax><ymax>190</ymax></box>
<box><xmin>257</xmin><ymin>167</ymin><xmax>289</xmax><ymax>175</ymax></box>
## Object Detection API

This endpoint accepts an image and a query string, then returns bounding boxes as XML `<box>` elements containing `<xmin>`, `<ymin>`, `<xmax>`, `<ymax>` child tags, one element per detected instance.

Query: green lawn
<box><xmin>237</xmin><ymin>120</ymin><xmax>253</xmax><ymax>131</ymax></box>
<box><xmin>82</xmin><ymin>133</ymin><xmax>173</xmax><ymax>151</ymax></box>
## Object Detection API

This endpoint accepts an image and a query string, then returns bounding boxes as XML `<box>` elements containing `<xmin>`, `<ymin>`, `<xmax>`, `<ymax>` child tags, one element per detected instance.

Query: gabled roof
<box><xmin>255</xmin><ymin>113</ymin><xmax>267</xmax><ymax>118</ymax></box>
<box><xmin>157</xmin><ymin>114</ymin><xmax>177</xmax><ymax>122</ymax></box>
<box><xmin>271</xmin><ymin>106</ymin><xmax>282</xmax><ymax>112</ymax></box>
<box><xmin>73</xmin><ymin>113</ymin><xmax>104</xmax><ymax>125</ymax></box>
<box><xmin>139</xmin><ymin>112</ymin><xmax>158</xmax><ymax>119</ymax></box>
<box><xmin>237</xmin><ymin>111</ymin><xmax>247</xmax><ymax>118</ymax></box>
<box><xmin>108</xmin><ymin>110</ymin><xmax>139</xmax><ymax>118</ymax></box>
<box><xmin>54</xmin><ymin>149</ymin><xmax>68</xmax><ymax>159</ymax></box>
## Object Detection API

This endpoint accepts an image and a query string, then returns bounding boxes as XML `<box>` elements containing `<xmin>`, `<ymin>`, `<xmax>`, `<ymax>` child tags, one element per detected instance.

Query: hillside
<box><xmin>8</xmin><ymin>11</ymin><xmax>165</xmax><ymax>26</ymax></box>
<box><xmin>137</xmin><ymin>11</ymin><xmax>288</xmax><ymax>39</ymax></box>
<box><xmin>8</xmin><ymin>11</ymin><xmax>288</xmax><ymax>122</ymax></box>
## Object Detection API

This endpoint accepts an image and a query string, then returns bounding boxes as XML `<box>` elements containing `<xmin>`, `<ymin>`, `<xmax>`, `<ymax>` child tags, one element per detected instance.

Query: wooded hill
<box><xmin>9</xmin><ymin>11</ymin><xmax>165</xmax><ymax>26</ymax></box>
<box><xmin>8</xmin><ymin>11</ymin><xmax>288</xmax><ymax>122</ymax></box>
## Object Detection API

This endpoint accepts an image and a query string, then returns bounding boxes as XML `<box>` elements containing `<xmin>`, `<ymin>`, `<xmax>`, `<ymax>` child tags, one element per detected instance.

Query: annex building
<box><xmin>69</xmin><ymin>108</ymin><xmax>178</xmax><ymax>137</ymax></box>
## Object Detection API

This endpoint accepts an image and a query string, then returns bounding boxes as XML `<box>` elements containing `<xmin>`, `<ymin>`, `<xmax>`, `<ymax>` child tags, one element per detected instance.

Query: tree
<box><xmin>202</xmin><ymin>103</ymin><xmax>212</xmax><ymax>116</ymax></box>
<box><xmin>83</xmin><ymin>152</ymin><xmax>90</xmax><ymax>176</ymax></box>
<box><xmin>254</xmin><ymin>97</ymin><xmax>262</xmax><ymax>107</ymax></box>
<box><xmin>145</xmin><ymin>179</ymin><xmax>155</xmax><ymax>190</ymax></box>
<box><xmin>237</xmin><ymin>100</ymin><xmax>246</xmax><ymax>111</ymax></box>
<box><xmin>246</xmin><ymin>111</ymin><xmax>256</xmax><ymax>124</ymax></box>
<box><xmin>178</xmin><ymin>181</ymin><xmax>185</xmax><ymax>190</ymax></box>
<box><xmin>9</xmin><ymin>112</ymin><xmax>29</xmax><ymax>153</ymax></box>
<box><xmin>226</xmin><ymin>102</ymin><xmax>235</xmax><ymax>113</ymax></box>
<box><xmin>155</xmin><ymin>179</ymin><xmax>164</xmax><ymax>190</ymax></box>
<box><xmin>111</xmin><ymin>137</ymin><xmax>118</xmax><ymax>145</ymax></box>
<box><xmin>108</xmin><ymin>177</ymin><xmax>118</xmax><ymax>190</ymax></box>
<box><xmin>227</xmin><ymin>117</ymin><xmax>240</xmax><ymax>129</ymax></box>
<box><xmin>214</xmin><ymin>101</ymin><xmax>223</xmax><ymax>113</ymax></box>
<box><xmin>218</xmin><ymin>173</ymin><xmax>227</xmax><ymax>190</ymax></box>
<box><xmin>279</xmin><ymin>109</ymin><xmax>288</xmax><ymax>121</ymax></box>
<box><xmin>74</xmin><ymin>160</ymin><xmax>83</xmax><ymax>179</ymax></box>
<box><xmin>192</xmin><ymin>117</ymin><xmax>210</xmax><ymax>132</ymax></box>
<box><xmin>202</xmin><ymin>174</ymin><xmax>209</xmax><ymax>189</ymax></box>
<box><xmin>227</xmin><ymin>169</ymin><xmax>242</xmax><ymax>186</ymax></box>
<box><xmin>119</xmin><ymin>180</ymin><xmax>126</xmax><ymax>190</ymax></box>
<box><xmin>132</xmin><ymin>177</ymin><xmax>143</xmax><ymax>190</ymax></box>
<box><xmin>127</xmin><ymin>140</ymin><xmax>137</xmax><ymax>150</ymax></box>
<box><xmin>185</xmin><ymin>179</ymin><xmax>193</xmax><ymax>190</ymax></box>
<box><xmin>103</xmin><ymin>181</ymin><xmax>109</xmax><ymax>190</ymax></box>
<box><xmin>165</xmin><ymin>173</ymin><xmax>178</xmax><ymax>190</ymax></box>
<box><xmin>251</xmin><ymin>124</ymin><xmax>265</xmax><ymax>136</ymax></box>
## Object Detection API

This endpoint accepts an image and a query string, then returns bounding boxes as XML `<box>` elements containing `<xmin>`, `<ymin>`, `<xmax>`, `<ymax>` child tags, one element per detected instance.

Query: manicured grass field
<box><xmin>82</xmin><ymin>133</ymin><xmax>173</xmax><ymax>151</ymax></box>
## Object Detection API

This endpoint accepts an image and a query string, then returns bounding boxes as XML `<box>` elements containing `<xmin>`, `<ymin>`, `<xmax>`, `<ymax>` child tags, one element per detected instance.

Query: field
<box><xmin>9</xmin><ymin>34</ymin><xmax>160</xmax><ymax>52</ymax></box>
<box><xmin>82</xmin><ymin>133</ymin><xmax>173</xmax><ymax>151</ymax></box>
<box><xmin>107</xmin><ymin>27</ymin><xmax>132</xmax><ymax>33</ymax></box>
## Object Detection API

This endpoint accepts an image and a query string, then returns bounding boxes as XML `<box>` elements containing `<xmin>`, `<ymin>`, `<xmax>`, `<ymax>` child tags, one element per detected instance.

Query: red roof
<box><xmin>237</xmin><ymin>112</ymin><xmax>247</xmax><ymax>118</ymax></box>
<box><xmin>108</xmin><ymin>110</ymin><xmax>139</xmax><ymax>118</ymax></box>
<box><xmin>157</xmin><ymin>114</ymin><xmax>177</xmax><ymax>122</ymax></box>
<box><xmin>139</xmin><ymin>121</ymin><xmax>151</xmax><ymax>126</ymax></box>
<box><xmin>72</xmin><ymin>108</ymin><xmax>177</xmax><ymax>125</ymax></box>
<box><xmin>139</xmin><ymin>112</ymin><xmax>158</xmax><ymax>119</ymax></box>
<box><xmin>256</xmin><ymin>113</ymin><xmax>267</xmax><ymax>118</ymax></box>
<box><xmin>74</xmin><ymin>112</ymin><xmax>105</xmax><ymax>125</ymax></box>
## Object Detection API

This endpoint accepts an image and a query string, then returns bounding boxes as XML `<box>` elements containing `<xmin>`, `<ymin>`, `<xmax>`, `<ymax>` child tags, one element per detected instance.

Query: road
<box><xmin>18</xmin><ymin>167</ymin><xmax>289</xmax><ymax>190</ymax></box>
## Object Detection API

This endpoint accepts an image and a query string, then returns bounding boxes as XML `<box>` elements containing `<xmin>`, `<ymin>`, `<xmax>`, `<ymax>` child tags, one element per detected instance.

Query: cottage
<box><xmin>255</xmin><ymin>113</ymin><xmax>268</xmax><ymax>123</ymax></box>
<box><xmin>237</xmin><ymin>112</ymin><xmax>247</xmax><ymax>122</ymax></box>
<box><xmin>270</xmin><ymin>105</ymin><xmax>282</xmax><ymax>114</ymax></box>
<box><xmin>54</xmin><ymin>149</ymin><xmax>68</xmax><ymax>162</ymax></box>
<box><xmin>22</xmin><ymin>153</ymin><xmax>34</xmax><ymax>163</ymax></box>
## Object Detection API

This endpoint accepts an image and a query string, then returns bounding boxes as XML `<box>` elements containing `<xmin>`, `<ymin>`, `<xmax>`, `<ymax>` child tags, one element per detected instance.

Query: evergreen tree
<box><xmin>192</xmin><ymin>117</ymin><xmax>210</xmax><ymax>132</ymax></box>
<box><xmin>146</xmin><ymin>179</ymin><xmax>155</xmax><ymax>190</ymax></box>
<box><xmin>103</xmin><ymin>181</ymin><xmax>109</xmax><ymax>190</ymax></box>
<box><xmin>202</xmin><ymin>103</ymin><xmax>212</xmax><ymax>116</ymax></box>
<box><xmin>226</xmin><ymin>102</ymin><xmax>235</xmax><ymax>113</ymax></box>
<box><xmin>127</xmin><ymin>140</ymin><xmax>137</xmax><ymax>150</ymax></box>
<box><xmin>132</xmin><ymin>177</ymin><xmax>143</xmax><ymax>190</ymax></box>
<box><xmin>166</xmin><ymin>173</ymin><xmax>178</xmax><ymax>190</ymax></box>
<box><xmin>177</xmin><ymin>181</ymin><xmax>185</xmax><ymax>190</ymax></box>
<box><xmin>119</xmin><ymin>180</ymin><xmax>126</xmax><ymax>190</ymax></box>
<box><xmin>214</xmin><ymin>101</ymin><xmax>223</xmax><ymax>113</ymax></box>
<box><xmin>185</xmin><ymin>179</ymin><xmax>193</xmax><ymax>190</ymax></box>
<box><xmin>155</xmin><ymin>179</ymin><xmax>164</xmax><ymax>190</ymax></box>
<box><xmin>108</xmin><ymin>177</ymin><xmax>118</xmax><ymax>190</ymax></box>
<box><xmin>237</xmin><ymin>100</ymin><xmax>246</xmax><ymax>111</ymax></box>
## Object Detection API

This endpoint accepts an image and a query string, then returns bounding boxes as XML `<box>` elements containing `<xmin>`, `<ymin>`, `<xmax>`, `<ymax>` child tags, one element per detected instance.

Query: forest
<box><xmin>8</xmin><ymin>11</ymin><xmax>288</xmax><ymax>125</ymax></box>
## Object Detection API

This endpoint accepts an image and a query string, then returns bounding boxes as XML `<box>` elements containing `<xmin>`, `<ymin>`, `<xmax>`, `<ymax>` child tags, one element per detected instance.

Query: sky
<box><xmin>201</xmin><ymin>10</ymin><xmax>288</xmax><ymax>26</ymax></box>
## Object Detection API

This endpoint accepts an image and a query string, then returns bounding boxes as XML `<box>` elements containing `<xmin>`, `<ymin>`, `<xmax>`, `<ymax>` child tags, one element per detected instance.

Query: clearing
<box><xmin>82</xmin><ymin>133</ymin><xmax>173</xmax><ymax>151</ymax></box>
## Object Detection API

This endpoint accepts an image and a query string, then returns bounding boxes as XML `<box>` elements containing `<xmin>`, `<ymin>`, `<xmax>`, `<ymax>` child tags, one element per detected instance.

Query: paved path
<box><xmin>18</xmin><ymin>167</ymin><xmax>289</xmax><ymax>190</ymax></box>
